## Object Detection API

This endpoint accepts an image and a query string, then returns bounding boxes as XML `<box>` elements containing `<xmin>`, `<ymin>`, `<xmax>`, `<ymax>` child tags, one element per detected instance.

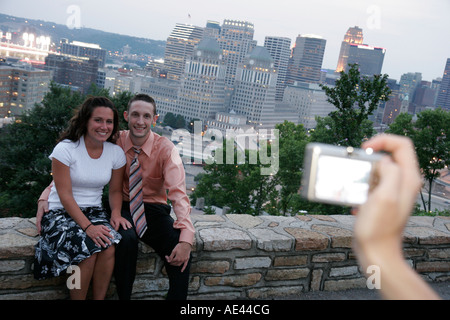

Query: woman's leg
<box><xmin>91</xmin><ymin>245</ymin><xmax>116</xmax><ymax>300</ymax></box>
<box><xmin>69</xmin><ymin>254</ymin><xmax>97</xmax><ymax>300</ymax></box>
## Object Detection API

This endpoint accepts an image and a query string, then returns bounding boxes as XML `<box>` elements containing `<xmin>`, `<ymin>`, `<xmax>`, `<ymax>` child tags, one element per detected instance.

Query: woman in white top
<box><xmin>34</xmin><ymin>96</ymin><xmax>128</xmax><ymax>300</ymax></box>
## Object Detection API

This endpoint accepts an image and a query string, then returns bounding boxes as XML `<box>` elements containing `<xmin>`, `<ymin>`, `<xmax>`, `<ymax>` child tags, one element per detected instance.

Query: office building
<box><xmin>60</xmin><ymin>40</ymin><xmax>107</xmax><ymax>67</ymax></box>
<box><xmin>264</xmin><ymin>36</ymin><xmax>291</xmax><ymax>101</ymax></box>
<box><xmin>140</xmin><ymin>77</ymin><xmax>180</xmax><ymax>120</ymax></box>
<box><xmin>336</xmin><ymin>26</ymin><xmax>364</xmax><ymax>72</ymax></box>
<box><xmin>163</xmin><ymin>23</ymin><xmax>204</xmax><ymax>81</ymax></box>
<box><xmin>217</xmin><ymin>19</ymin><xmax>257</xmax><ymax>105</ymax></box>
<box><xmin>0</xmin><ymin>62</ymin><xmax>51</xmax><ymax>117</ymax></box>
<box><xmin>436</xmin><ymin>58</ymin><xmax>450</xmax><ymax>111</ymax></box>
<box><xmin>345</xmin><ymin>44</ymin><xmax>385</xmax><ymax>76</ymax></box>
<box><xmin>399</xmin><ymin>72</ymin><xmax>422</xmax><ymax>97</ymax></box>
<box><xmin>336</xmin><ymin>26</ymin><xmax>385</xmax><ymax>76</ymax></box>
<box><xmin>176</xmin><ymin>37</ymin><xmax>227</xmax><ymax>123</ymax></box>
<box><xmin>204</xmin><ymin>20</ymin><xmax>221</xmax><ymax>40</ymax></box>
<box><xmin>286</xmin><ymin>34</ymin><xmax>326</xmax><ymax>85</ymax></box>
<box><xmin>283</xmin><ymin>82</ymin><xmax>336</xmax><ymax>129</ymax></box>
<box><xmin>45</xmin><ymin>54</ymin><xmax>99</xmax><ymax>94</ymax></box>
<box><xmin>229</xmin><ymin>46</ymin><xmax>278</xmax><ymax>126</ymax></box>
<box><xmin>411</xmin><ymin>81</ymin><xmax>438</xmax><ymax>114</ymax></box>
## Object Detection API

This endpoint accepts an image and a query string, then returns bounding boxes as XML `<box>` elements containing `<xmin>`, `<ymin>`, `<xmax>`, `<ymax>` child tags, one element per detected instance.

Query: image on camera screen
<box><xmin>314</xmin><ymin>155</ymin><xmax>372</xmax><ymax>205</ymax></box>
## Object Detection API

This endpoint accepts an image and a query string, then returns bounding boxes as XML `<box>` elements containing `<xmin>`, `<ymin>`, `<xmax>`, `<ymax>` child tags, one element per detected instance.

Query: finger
<box><xmin>362</xmin><ymin>134</ymin><xmax>422</xmax><ymax>204</ymax></box>
<box><xmin>181</xmin><ymin>259</ymin><xmax>188</xmax><ymax>273</ymax></box>
<box><xmin>362</xmin><ymin>134</ymin><xmax>418</xmax><ymax>174</ymax></box>
<box><xmin>121</xmin><ymin>220</ymin><xmax>131</xmax><ymax>230</ymax></box>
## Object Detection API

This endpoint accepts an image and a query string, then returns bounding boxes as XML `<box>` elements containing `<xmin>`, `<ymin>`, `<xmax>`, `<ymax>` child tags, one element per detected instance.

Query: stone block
<box><xmin>405</xmin><ymin>227</ymin><xmax>450</xmax><ymax>245</ymax></box>
<box><xmin>284</xmin><ymin>228</ymin><xmax>329</xmax><ymax>251</ymax></box>
<box><xmin>234</xmin><ymin>257</ymin><xmax>271</xmax><ymax>270</ymax></box>
<box><xmin>416</xmin><ymin>261</ymin><xmax>450</xmax><ymax>273</ymax></box>
<box><xmin>248</xmin><ymin>228</ymin><xmax>292</xmax><ymax>251</ymax></box>
<box><xmin>312</xmin><ymin>253</ymin><xmax>346</xmax><ymax>263</ymax></box>
<box><xmin>191</xmin><ymin>260</ymin><xmax>230</xmax><ymax>274</ymax></box>
<box><xmin>273</xmin><ymin>255</ymin><xmax>308</xmax><ymax>267</ymax></box>
<box><xmin>310</xmin><ymin>269</ymin><xmax>323</xmax><ymax>291</ymax></box>
<box><xmin>428</xmin><ymin>248</ymin><xmax>450</xmax><ymax>260</ymax></box>
<box><xmin>323</xmin><ymin>277</ymin><xmax>367</xmax><ymax>291</ymax></box>
<box><xmin>205</xmin><ymin>273</ymin><xmax>262</xmax><ymax>287</ymax></box>
<box><xmin>265</xmin><ymin>268</ymin><xmax>309</xmax><ymax>281</ymax></box>
<box><xmin>311</xmin><ymin>225</ymin><xmax>353</xmax><ymax>248</ymax></box>
<box><xmin>199</xmin><ymin>228</ymin><xmax>252</xmax><ymax>251</ymax></box>
<box><xmin>329</xmin><ymin>266</ymin><xmax>360</xmax><ymax>277</ymax></box>
<box><xmin>0</xmin><ymin>233</ymin><xmax>37</xmax><ymax>259</ymax></box>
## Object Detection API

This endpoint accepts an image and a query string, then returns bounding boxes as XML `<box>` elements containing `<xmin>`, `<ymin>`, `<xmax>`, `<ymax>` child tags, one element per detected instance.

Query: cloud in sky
<box><xmin>0</xmin><ymin>0</ymin><xmax>449</xmax><ymax>80</ymax></box>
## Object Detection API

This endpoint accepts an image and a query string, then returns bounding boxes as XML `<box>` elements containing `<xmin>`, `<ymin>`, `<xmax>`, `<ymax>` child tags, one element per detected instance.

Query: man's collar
<box><xmin>122</xmin><ymin>130</ymin><xmax>154</xmax><ymax>157</ymax></box>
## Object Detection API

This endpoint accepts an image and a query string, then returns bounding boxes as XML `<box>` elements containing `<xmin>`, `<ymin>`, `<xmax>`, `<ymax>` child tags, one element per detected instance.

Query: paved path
<box><xmin>277</xmin><ymin>280</ymin><xmax>450</xmax><ymax>300</ymax></box>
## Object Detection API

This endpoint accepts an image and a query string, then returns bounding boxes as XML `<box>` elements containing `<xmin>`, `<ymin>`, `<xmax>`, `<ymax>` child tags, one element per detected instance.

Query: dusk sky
<box><xmin>1</xmin><ymin>0</ymin><xmax>449</xmax><ymax>81</ymax></box>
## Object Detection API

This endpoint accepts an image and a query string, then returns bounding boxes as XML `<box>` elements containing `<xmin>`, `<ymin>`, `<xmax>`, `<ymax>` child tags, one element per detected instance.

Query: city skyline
<box><xmin>0</xmin><ymin>0</ymin><xmax>449</xmax><ymax>82</ymax></box>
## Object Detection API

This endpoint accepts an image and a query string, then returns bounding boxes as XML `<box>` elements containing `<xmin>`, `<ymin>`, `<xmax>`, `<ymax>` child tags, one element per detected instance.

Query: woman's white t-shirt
<box><xmin>48</xmin><ymin>135</ymin><xmax>126</xmax><ymax>210</ymax></box>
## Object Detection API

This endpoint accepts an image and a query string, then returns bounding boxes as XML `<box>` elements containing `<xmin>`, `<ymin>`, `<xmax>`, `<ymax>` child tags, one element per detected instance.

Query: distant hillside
<box><xmin>0</xmin><ymin>13</ymin><xmax>166</xmax><ymax>58</ymax></box>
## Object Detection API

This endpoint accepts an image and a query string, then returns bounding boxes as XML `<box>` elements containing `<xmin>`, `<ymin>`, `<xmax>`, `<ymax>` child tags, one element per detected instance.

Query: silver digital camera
<box><xmin>301</xmin><ymin>143</ymin><xmax>383</xmax><ymax>206</ymax></box>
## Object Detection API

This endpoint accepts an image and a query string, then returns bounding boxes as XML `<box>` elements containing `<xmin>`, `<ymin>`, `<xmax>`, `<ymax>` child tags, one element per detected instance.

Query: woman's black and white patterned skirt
<box><xmin>33</xmin><ymin>206</ymin><xmax>122</xmax><ymax>280</ymax></box>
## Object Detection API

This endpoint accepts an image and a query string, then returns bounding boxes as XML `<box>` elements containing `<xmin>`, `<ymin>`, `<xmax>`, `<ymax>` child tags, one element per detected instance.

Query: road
<box><xmin>417</xmin><ymin>192</ymin><xmax>450</xmax><ymax>212</ymax></box>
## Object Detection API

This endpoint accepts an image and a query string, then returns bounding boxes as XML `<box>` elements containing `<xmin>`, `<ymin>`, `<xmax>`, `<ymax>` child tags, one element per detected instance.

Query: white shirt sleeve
<box><xmin>49</xmin><ymin>140</ymin><xmax>74</xmax><ymax>167</ymax></box>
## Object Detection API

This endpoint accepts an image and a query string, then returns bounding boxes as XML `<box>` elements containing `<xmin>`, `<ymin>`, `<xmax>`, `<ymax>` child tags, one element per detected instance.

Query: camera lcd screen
<box><xmin>314</xmin><ymin>155</ymin><xmax>373</xmax><ymax>205</ymax></box>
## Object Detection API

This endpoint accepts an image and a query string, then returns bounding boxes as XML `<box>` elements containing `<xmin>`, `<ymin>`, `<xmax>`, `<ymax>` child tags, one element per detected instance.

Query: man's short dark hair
<box><xmin>127</xmin><ymin>94</ymin><xmax>157</xmax><ymax>115</ymax></box>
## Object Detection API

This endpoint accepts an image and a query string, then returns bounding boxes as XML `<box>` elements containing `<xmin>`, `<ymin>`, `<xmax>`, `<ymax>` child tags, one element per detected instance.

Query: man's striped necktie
<box><xmin>129</xmin><ymin>147</ymin><xmax>147</xmax><ymax>238</ymax></box>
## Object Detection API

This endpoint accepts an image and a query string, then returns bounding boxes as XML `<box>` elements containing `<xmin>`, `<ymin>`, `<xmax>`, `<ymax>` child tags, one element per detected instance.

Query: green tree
<box><xmin>272</xmin><ymin>121</ymin><xmax>309</xmax><ymax>215</ymax></box>
<box><xmin>387</xmin><ymin>108</ymin><xmax>450</xmax><ymax>212</ymax></box>
<box><xmin>318</xmin><ymin>63</ymin><xmax>391</xmax><ymax>146</ymax></box>
<box><xmin>0</xmin><ymin>83</ymin><xmax>84</xmax><ymax>217</ymax></box>
<box><xmin>191</xmin><ymin>140</ymin><xmax>277</xmax><ymax>215</ymax></box>
<box><xmin>164</xmin><ymin>112</ymin><xmax>177</xmax><ymax>128</ymax></box>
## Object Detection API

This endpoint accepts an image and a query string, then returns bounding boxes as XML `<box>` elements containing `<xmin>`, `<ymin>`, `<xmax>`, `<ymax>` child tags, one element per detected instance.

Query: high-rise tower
<box><xmin>176</xmin><ymin>38</ymin><xmax>227</xmax><ymax>123</ymax></box>
<box><xmin>163</xmin><ymin>23</ymin><xmax>204</xmax><ymax>80</ymax></box>
<box><xmin>336</xmin><ymin>26</ymin><xmax>385</xmax><ymax>76</ymax></box>
<box><xmin>264</xmin><ymin>36</ymin><xmax>291</xmax><ymax>101</ymax></box>
<box><xmin>336</xmin><ymin>26</ymin><xmax>363</xmax><ymax>72</ymax></box>
<box><xmin>230</xmin><ymin>46</ymin><xmax>277</xmax><ymax>125</ymax></box>
<box><xmin>436</xmin><ymin>58</ymin><xmax>450</xmax><ymax>111</ymax></box>
<box><xmin>217</xmin><ymin>19</ymin><xmax>257</xmax><ymax>105</ymax></box>
<box><xmin>286</xmin><ymin>34</ymin><xmax>326</xmax><ymax>85</ymax></box>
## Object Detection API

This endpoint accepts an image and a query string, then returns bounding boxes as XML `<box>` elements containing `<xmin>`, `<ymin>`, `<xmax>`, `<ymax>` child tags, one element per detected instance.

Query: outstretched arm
<box><xmin>354</xmin><ymin>134</ymin><xmax>440</xmax><ymax>300</ymax></box>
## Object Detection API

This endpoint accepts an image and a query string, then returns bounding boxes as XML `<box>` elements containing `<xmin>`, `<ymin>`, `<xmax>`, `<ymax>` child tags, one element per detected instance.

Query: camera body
<box><xmin>301</xmin><ymin>143</ymin><xmax>383</xmax><ymax>206</ymax></box>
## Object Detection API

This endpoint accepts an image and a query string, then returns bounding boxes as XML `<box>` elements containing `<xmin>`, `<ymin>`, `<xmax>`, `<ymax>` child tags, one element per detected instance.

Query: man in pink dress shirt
<box><xmin>37</xmin><ymin>94</ymin><xmax>195</xmax><ymax>300</ymax></box>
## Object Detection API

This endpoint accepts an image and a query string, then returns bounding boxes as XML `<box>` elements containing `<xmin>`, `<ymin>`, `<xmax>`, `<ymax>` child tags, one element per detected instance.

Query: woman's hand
<box><xmin>85</xmin><ymin>223</ymin><xmax>114</xmax><ymax>248</ymax></box>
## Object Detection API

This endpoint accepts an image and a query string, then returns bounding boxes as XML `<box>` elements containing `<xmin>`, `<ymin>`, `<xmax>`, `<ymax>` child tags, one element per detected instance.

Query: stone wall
<box><xmin>1</xmin><ymin>214</ymin><xmax>450</xmax><ymax>299</ymax></box>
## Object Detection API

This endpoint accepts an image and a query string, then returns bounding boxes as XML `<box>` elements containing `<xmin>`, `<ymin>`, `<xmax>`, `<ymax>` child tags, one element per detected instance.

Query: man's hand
<box><xmin>110</xmin><ymin>215</ymin><xmax>133</xmax><ymax>231</ymax></box>
<box><xmin>165</xmin><ymin>242</ymin><xmax>192</xmax><ymax>272</ymax></box>
<box><xmin>36</xmin><ymin>200</ymin><xmax>49</xmax><ymax>234</ymax></box>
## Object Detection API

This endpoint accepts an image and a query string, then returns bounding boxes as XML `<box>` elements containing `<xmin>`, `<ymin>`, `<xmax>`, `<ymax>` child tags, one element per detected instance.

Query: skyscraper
<box><xmin>217</xmin><ymin>19</ymin><xmax>257</xmax><ymax>105</ymax></box>
<box><xmin>45</xmin><ymin>54</ymin><xmax>99</xmax><ymax>94</ymax></box>
<box><xmin>335</xmin><ymin>26</ymin><xmax>385</xmax><ymax>76</ymax></box>
<box><xmin>176</xmin><ymin>38</ymin><xmax>227</xmax><ymax>123</ymax></box>
<box><xmin>0</xmin><ymin>63</ymin><xmax>51</xmax><ymax>117</ymax></box>
<box><xmin>336</xmin><ymin>26</ymin><xmax>364</xmax><ymax>73</ymax></box>
<box><xmin>264</xmin><ymin>36</ymin><xmax>291</xmax><ymax>101</ymax></box>
<box><xmin>399</xmin><ymin>72</ymin><xmax>422</xmax><ymax>101</ymax></box>
<box><xmin>163</xmin><ymin>23</ymin><xmax>204</xmax><ymax>80</ymax></box>
<box><xmin>436</xmin><ymin>58</ymin><xmax>450</xmax><ymax>111</ymax></box>
<box><xmin>230</xmin><ymin>46</ymin><xmax>277</xmax><ymax>125</ymax></box>
<box><xmin>60</xmin><ymin>40</ymin><xmax>107</xmax><ymax>68</ymax></box>
<box><xmin>286</xmin><ymin>34</ymin><xmax>326</xmax><ymax>85</ymax></box>
<box><xmin>345</xmin><ymin>44</ymin><xmax>386</xmax><ymax>76</ymax></box>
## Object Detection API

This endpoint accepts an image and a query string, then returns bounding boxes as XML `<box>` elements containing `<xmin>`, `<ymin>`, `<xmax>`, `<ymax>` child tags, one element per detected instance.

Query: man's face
<box><xmin>124</xmin><ymin>100</ymin><xmax>155</xmax><ymax>143</ymax></box>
